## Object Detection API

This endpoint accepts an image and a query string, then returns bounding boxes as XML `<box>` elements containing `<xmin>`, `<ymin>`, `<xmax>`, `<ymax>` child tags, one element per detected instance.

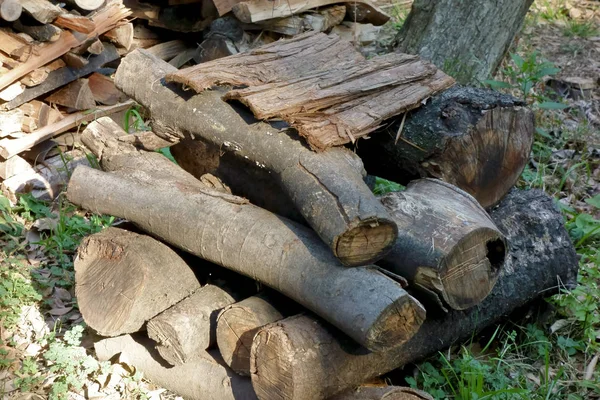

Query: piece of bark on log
<box><xmin>356</xmin><ymin>86</ymin><xmax>535</xmax><ymax>208</ymax></box>
<box><xmin>232</xmin><ymin>0</ymin><xmax>389</xmax><ymax>26</ymax></box>
<box><xmin>249</xmin><ymin>188</ymin><xmax>579</xmax><ymax>400</ymax></box>
<box><xmin>166</xmin><ymin>32</ymin><xmax>455</xmax><ymax>151</ymax></box>
<box><xmin>67</xmin><ymin>117</ymin><xmax>426</xmax><ymax>352</ymax></box>
<box><xmin>75</xmin><ymin>227</ymin><xmax>201</xmax><ymax>336</ymax></box>
<box><xmin>115</xmin><ymin>49</ymin><xmax>398</xmax><ymax>267</ymax></box>
<box><xmin>330</xmin><ymin>386</ymin><xmax>433</xmax><ymax>400</ymax></box>
<box><xmin>378</xmin><ymin>179</ymin><xmax>506</xmax><ymax>310</ymax></box>
<box><xmin>395</xmin><ymin>0</ymin><xmax>533</xmax><ymax>84</ymax></box>
<box><xmin>95</xmin><ymin>334</ymin><xmax>257</xmax><ymax>400</ymax></box>
<box><xmin>216</xmin><ymin>293</ymin><xmax>295</xmax><ymax>376</ymax></box>
<box><xmin>2</xmin><ymin>44</ymin><xmax>120</xmax><ymax>111</ymax></box>
<box><xmin>147</xmin><ymin>284</ymin><xmax>237</xmax><ymax>366</ymax></box>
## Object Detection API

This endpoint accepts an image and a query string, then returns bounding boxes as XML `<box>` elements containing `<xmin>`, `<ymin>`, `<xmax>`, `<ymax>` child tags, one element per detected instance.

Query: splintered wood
<box><xmin>167</xmin><ymin>32</ymin><xmax>455</xmax><ymax>151</ymax></box>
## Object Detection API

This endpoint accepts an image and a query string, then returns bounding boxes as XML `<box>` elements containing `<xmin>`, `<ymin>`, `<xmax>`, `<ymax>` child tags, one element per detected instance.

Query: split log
<box><xmin>2</xmin><ymin>44</ymin><xmax>119</xmax><ymax>110</ymax></box>
<box><xmin>75</xmin><ymin>227</ymin><xmax>201</xmax><ymax>336</ymax></box>
<box><xmin>0</xmin><ymin>155</ymin><xmax>32</xmax><ymax>180</ymax></box>
<box><xmin>0</xmin><ymin>83</ymin><xmax>25</xmax><ymax>102</ymax></box>
<box><xmin>20</xmin><ymin>69</ymin><xmax>50</xmax><ymax>87</ymax></box>
<box><xmin>64</xmin><ymin>0</ymin><xmax>105</xmax><ymax>11</ymax></box>
<box><xmin>356</xmin><ymin>86</ymin><xmax>535</xmax><ymax>208</ymax></box>
<box><xmin>87</xmin><ymin>72</ymin><xmax>126</xmax><ymax>105</ymax></box>
<box><xmin>18</xmin><ymin>101</ymin><xmax>51</xmax><ymax>128</ymax></box>
<box><xmin>330</xmin><ymin>387</ymin><xmax>433</xmax><ymax>400</ymax></box>
<box><xmin>0</xmin><ymin>0</ymin><xmax>22</xmax><ymax>21</ymax></box>
<box><xmin>166</xmin><ymin>32</ymin><xmax>455</xmax><ymax>151</ymax></box>
<box><xmin>53</xmin><ymin>13</ymin><xmax>96</xmax><ymax>34</ymax></box>
<box><xmin>20</xmin><ymin>0</ymin><xmax>62</xmax><ymax>24</ymax></box>
<box><xmin>0</xmin><ymin>109</ymin><xmax>24</xmax><ymax>137</ymax></box>
<box><xmin>103</xmin><ymin>22</ymin><xmax>134</xmax><ymax>51</ymax></box>
<box><xmin>61</xmin><ymin>52</ymin><xmax>90</xmax><ymax>69</ymax></box>
<box><xmin>249</xmin><ymin>189</ymin><xmax>579</xmax><ymax>400</ymax></box>
<box><xmin>396</xmin><ymin>0</ymin><xmax>533</xmax><ymax>84</ymax></box>
<box><xmin>45</xmin><ymin>79</ymin><xmax>96</xmax><ymax>110</ymax></box>
<box><xmin>232</xmin><ymin>0</ymin><xmax>389</xmax><ymax>26</ymax></box>
<box><xmin>216</xmin><ymin>294</ymin><xmax>293</xmax><ymax>376</ymax></box>
<box><xmin>147</xmin><ymin>284</ymin><xmax>237</xmax><ymax>366</ymax></box>
<box><xmin>95</xmin><ymin>334</ymin><xmax>257</xmax><ymax>400</ymax></box>
<box><xmin>67</xmin><ymin>117</ymin><xmax>426</xmax><ymax>352</ymax></box>
<box><xmin>145</xmin><ymin>40</ymin><xmax>189</xmax><ymax>61</ymax></box>
<box><xmin>378</xmin><ymin>179</ymin><xmax>506</xmax><ymax>310</ymax></box>
<box><xmin>12</xmin><ymin>20</ymin><xmax>61</xmax><ymax>42</ymax></box>
<box><xmin>0</xmin><ymin>28</ymin><xmax>29</xmax><ymax>58</ymax></box>
<box><xmin>115</xmin><ymin>49</ymin><xmax>398</xmax><ymax>267</ymax></box>
<box><xmin>0</xmin><ymin>0</ymin><xmax>131</xmax><ymax>91</ymax></box>
<box><xmin>85</xmin><ymin>39</ymin><xmax>105</xmax><ymax>55</ymax></box>
<box><xmin>244</xmin><ymin>5</ymin><xmax>346</xmax><ymax>36</ymax></box>
<box><xmin>1</xmin><ymin>149</ymin><xmax>89</xmax><ymax>202</ymax></box>
<box><xmin>0</xmin><ymin>101</ymin><xmax>133</xmax><ymax>158</ymax></box>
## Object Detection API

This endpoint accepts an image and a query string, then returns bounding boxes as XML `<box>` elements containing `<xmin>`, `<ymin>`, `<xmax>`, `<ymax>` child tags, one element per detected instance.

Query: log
<box><xmin>249</xmin><ymin>189</ymin><xmax>579</xmax><ymax>400</ymax></box>
<box><xmin>378</xmin><ymin>179</ymin><xmax>506</xmax><ymax>310</ymax></box>
<box><xmin>166</xmin><ymin>33</ymin><xmax>455</xmax><ymax>151</ymax></box>
<box><xmin>0</xmin><ymin>155</ymin><xmax>32</xmax><ymax>180</ymax></box>
<box><xmin>232</xmin><ymin>0</ymin><xmax>389</xmax><ymax>26</ymax></box>
<box><xmin>0</xmin><ymin>1</ymin><xmax>131</xmax><ymax>92</ymax></box>
<box><xmin>64</xmin><ymin>0</ymin><xmax>105</xmax><ymax>11</ymax></box>
<box><xmin>61</xmin><ymin>52</ymin><xmax>90</xmax><ymax>69</ymax></box>
<box><xmin>1</xmin><ymin>149</ymin><xmax>89</xmax><ymax>203</ymax></box>
<box><xmin>20</xmin><ymin>69</ymin><xmax>50</xmax><ymax>87</ymax></box>
<box><xmin>396</xmin><ymin>0</ymin><xmax>533</xmax><ymax>84</ymax></box>
<box><xmin>244</xmin><ymin>5</ymin><xmax>346</xmax><ymax>36</ymax></box>
<box><xmin>145</xmin><ymin>40</ymin><xmax>188</xmax><ymax>61</ymax></box>
<box><xmin>12</xmin><ymin>20</ymin><xmax>61</xmax><ymax>42</ymax></box>
<box><xmin>103</xmin><ymin>22</ymin><xmax>134</xmax><ymax>51</ymax></box>
<box><xmin>20</xmin><ymin>0</ymin><xmax>62</xmax><ymax>24</ymax></box>
<box><xmin>115</xmin><ymin>49</ymin><xmax>398</xmax><ymax>267</ymax></box>
<box><xmin>53</xmin><ymin>13</ymin><xmax>96</xmax><ymax>34</ymax></box>
<box><xmin>45</xmin><ymin>78</ymin><xmax>96</xmax><ymax>110</ymax></box>
<box><xmin>216</xmin><ymin>294</ymin><xmax>291</xmax><ymax>376</ymax></box>
<box><xmin>67</xmin><ymin>117</ymin><xmax>426</xmax><ymax>352</ymax></box>
<box><xmin>0</xmin><ymin>0</ymin><xmax>22</xmax><ymax>21</ymax></box>
<box><xmin>87</xmin><ymin>72</ymin><xmax>126</xmax><ymax>105</ymax></box>
<box><xmin>0</xmin><ymin>101</ymin><xmax>133</xmax><ymax>158</ymax></box>
<box><xmin>356</xmin><ymin>86</ymin><xmax>535</xmax><ymax>208</ymax></box>
<box><xmin>2</xmin><ymin>44</ymin><xmax>119</xmax><ymax>110</ymax></box>
<box><xmin>18</xmin><ymin>101</ymin><xmax>51</xmax><ymax>128</ymax></box>
<box><xmin>330</xmin><ymin>387</ymin><xmax>433</xmax><ymax>400</ymax></box>
<box><xmin>94</xmin><ymin>334</ymin><xmax>258</xmax><ymax>400</ymax></box>
<box><xmin>147</xmin><ymin>285</ymin><xmax>237</xmax><ymax>366</ymax></box>
<box><xmin>75</xmin><ymin>227</ymin><xmax>201</xmax><ymax>336</ymax></box>
<box><xmin>0</xmin><ymin>109</ymin><xmax>24</xmax><ymax>137</ymax></box>
<box><xmin>0</xmin><ymin>28</ymin><xmax>29</xmax><ymax>57</ymax></box>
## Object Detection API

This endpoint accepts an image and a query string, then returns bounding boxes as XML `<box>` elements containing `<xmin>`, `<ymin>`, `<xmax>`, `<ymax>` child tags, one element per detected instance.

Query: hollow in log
<box><xmin>74</xmin><ymin>227</ymin><xmax>201</xmax><ymax>336</ymax></box>
<box><xmin>249</xmin><ymin>189</ymin><xmax>578</xmax><ymax>400</ymax></box>
<box><xmin>114</xmin><ymin>48</ymin><xmax>398</xmax><ymax>267</ymax></box>
<box><xmin>147</xmin><ymin>284</ymin><xmax>237</xmax><ymax>366</ymax></box>
<box><xmin>356</xmin><ymin>86</ymin><xmax>534</xmax><ymax>208</ymax></box>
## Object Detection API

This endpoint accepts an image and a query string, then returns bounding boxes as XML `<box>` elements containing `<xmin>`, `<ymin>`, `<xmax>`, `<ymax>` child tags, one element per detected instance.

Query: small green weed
<box><xmin>372</xmin><ymin>177</ymin><xmax>405</xmax><ymax>195</ymax></box>
<box><xmin>563</xmin><ymin>19</ymin><xmax>599</xmax><ymax>38</ymax></box>
<box><xmin>124</xmin><ymin>105</ymin><xmax>150</xmax><ymax>133</ymax></box>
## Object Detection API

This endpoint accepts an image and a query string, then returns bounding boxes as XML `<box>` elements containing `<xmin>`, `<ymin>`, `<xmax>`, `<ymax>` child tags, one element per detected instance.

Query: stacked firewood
<box><xmin>60</xmin><ymin>32</ymin><xmax>578</xmax><ymax>399</ymax></box>
<box><xmin>0</xmin><ymin>1</ymin><xmax>580</xmax><ymax>399</ymax></box>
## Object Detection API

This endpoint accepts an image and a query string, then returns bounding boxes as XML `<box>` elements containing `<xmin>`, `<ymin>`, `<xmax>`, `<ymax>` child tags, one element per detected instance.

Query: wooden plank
<box><xmin>167</xmin><ymin>32</ymin><xmax>455</xmax><ymax>150</ymax></box>
<box><xmin>233</xmin><ymin>0</ymin><xmax>389</xmax><ymax>25</ymax></box>
<box><xmin>0</xmin><ymin>1</ymin><xmax>131</xmax><ymax>92</ymax></box>
<box><xmin>20</xmin><ymin>0</ymin><xmax>61</xmax><ymax>24</ymax></box>
<box><xmin>0</xmin><ymin>101</ymin><xmax>134</xmax><ymax>159</ymax></box>
<box><xmin>1</xmin><ymin>44</ymin><xmax>119</xmax><ymax>110</ymax></box>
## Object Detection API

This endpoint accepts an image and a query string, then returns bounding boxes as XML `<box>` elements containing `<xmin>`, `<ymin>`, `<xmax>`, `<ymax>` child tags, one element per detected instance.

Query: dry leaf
<box><xmin>48</xmin><ymin>306</ymin><xmax>73</xmax><ymax>316</ymax></box>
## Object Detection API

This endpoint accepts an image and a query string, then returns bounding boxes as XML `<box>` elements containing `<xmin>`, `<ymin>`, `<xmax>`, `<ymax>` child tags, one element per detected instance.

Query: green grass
<box><xmin>563</xmin><ymin>19</ymin><xmax>599</xmax><ymax>38</ymax></box>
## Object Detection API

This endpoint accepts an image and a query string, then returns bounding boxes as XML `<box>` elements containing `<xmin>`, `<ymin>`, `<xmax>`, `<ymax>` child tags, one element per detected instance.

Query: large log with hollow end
<box><xmin>113</xmin><ymin>49</ymin><xmax>397</xmax><ymax>267</ymax></box>
<box><xmin>216</xmin><ymin>293</ymin><xmax>294</xmax><ymax>376</ymax></box>
<box><xmin>74</xmin><ymin>227</ymin><xmax>201</xmax><ymax>336</ymax></box>
<box><xmin>378</xmin><ymin>179</ymin><xmax>506</xmax><ymax>310</ymax></box>
<box><xmin>67</xmin><ymin>117</ymin><xmax>425</xmax><ymax>352</ymax></box>
<box><xmin>95</xmin><ymin>334</ymin><xmax>257</xmax><ymax>400</ymax></box>
<box><xmin>147</xmin><ymin>284</ymin><xmax>237</xmax><ymax>366</ymax></box>
<box><xmin>249</xmin><ymin>189</ymin><xmax>579</xmax><ymax>400</ymax></box>
<box><xmin>357</xmin><ymin>87</ymin><xmax>534</xmax><ymax>208</ymax></box>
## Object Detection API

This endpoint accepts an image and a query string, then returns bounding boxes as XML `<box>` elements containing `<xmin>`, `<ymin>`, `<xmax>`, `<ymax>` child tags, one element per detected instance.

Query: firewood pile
<box><xmin>0</xmin><ymin>0</ymin><xmax>580</xmax><ymax>399</ymax></box>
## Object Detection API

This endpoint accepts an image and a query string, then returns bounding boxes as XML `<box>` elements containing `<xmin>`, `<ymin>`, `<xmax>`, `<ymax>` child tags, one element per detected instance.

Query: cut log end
<box><xmin>147</xmin><ymin>321</ymin><xmax>185</xmax><ymax>365</ymax></box>
<box><xmin>217</xmin><ymin>307</ymin><xmax>265</xmax><ymax>375</ymax></box>
<box><xmin>0</xmin><ymin>0</ymin><xmax>22</xmax><ymax>21</ymax></box>
<box><xmin>74</xmin><ymin>0</ymin><xmax>105</xmax><ymax>10</ymax></box>
<box><xmin>335</xmin><ymin>220</ymin><xmax>397</xmax><ymax>266</ymax></box>
<box><xmin>434</xmin><ymin>228</ymin><xmax>505</xmax><ymax>310</ymax></box>
<box><xmin>366</xmin><ymin>294</ymin><xmax>426</xmax><ymax>351</ymax></box>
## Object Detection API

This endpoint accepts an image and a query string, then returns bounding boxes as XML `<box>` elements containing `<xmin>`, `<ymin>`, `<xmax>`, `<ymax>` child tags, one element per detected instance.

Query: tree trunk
<box><xmin>147</xmin><ymin>284</ymin><xmax>238</xmax><ymax>366</ymax></box>
<box><xmin>74</xmin><ymin>227</ymin><xmax>201</xmax><ymax>336</ymax></box>
<box><xmin>378</xmin><ymin>179</ymin><xmax>506</xmax><ymax>310</ymax></box>
<box><xmin>249</xmin><ymin>189</ymin><xmax>578</xmax><ymax>400</ymax></box>
<box><xmin>356</xmin><ymin>86</ymin><xmax>534</xmax><ymax>208</ymax></box>
<box><xmin>395</xmin><ymin>0</ymin><xmax>534</xmax><ymax>84</ymax></box>
<box><xmin>94</xmin><ymin>334</ymin><xmax>257</xmax><ymax>400</ymax></box>
<box><xmin>67</xmin><ymin>117</ymin><xmax>426</xmax><ymax>352</ymax></box>
<box><xmin>216</xmin><ymin>293</ymin><xmax>295</xmax><ymax>376</ymax></box>
<box><xmin>330</xmin><ymin>387</ymin><xmax>433</xmax><ymax>400</ymax></box>
<box><xmin>114</xmin><ymin>49</ymin><xmax>398</xmax><ymax>267</ymax></box>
